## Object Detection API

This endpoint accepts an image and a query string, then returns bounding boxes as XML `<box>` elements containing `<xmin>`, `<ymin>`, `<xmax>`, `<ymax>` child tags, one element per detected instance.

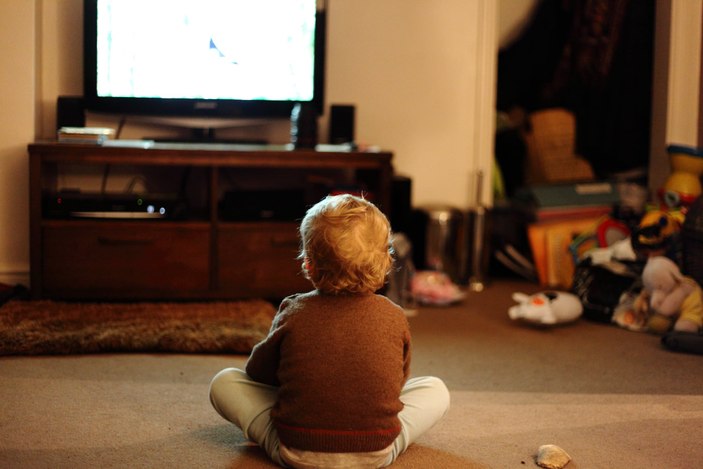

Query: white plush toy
<box><xmin>509</xmin><ymin>291</ymin><xmax>583</xmax><ymax>325</ymax></box>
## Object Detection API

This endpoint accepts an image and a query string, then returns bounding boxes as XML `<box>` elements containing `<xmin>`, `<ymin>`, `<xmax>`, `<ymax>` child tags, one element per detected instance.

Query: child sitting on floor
<box><xmin>209</xmin><ymin>194</ymin><xmax>450</xmax><ymax>468</ymax></box>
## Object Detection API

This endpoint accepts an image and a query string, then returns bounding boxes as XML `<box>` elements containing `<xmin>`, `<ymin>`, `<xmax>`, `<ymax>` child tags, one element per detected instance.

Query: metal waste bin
<box><xmin>414</xmin><ymin>172</ymin><xmax>491</xmax><ymax>289</ymax></box>
<box><xmin>416</xmin><ymin>204</ymin><xmax>491</xmax><ymax>288</ymax></box>
<box><xmin>419</xmin><ymin>205</ymin><xmax>466</xmax><ymax>284</ymax></box>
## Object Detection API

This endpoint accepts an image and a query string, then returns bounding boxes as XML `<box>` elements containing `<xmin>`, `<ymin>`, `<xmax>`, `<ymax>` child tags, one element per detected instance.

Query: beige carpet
<box><xmin>1</xmin><ymin>279</ymin><xmax>702</xmax><ymax>468</ymax></box>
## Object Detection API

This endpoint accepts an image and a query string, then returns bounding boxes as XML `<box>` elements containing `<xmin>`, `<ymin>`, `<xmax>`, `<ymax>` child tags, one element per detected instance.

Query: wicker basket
<box><xmin>682</xmin><ymin>196</ymin><xmax>703</xmax><ymax>285</ymax></box>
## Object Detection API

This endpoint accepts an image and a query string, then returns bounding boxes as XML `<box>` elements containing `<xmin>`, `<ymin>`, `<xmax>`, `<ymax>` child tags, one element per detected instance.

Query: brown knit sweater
<box><xmin>245</xmin><ymin>290</ymin><xmax>411</xmax><ymax>453</ymax></box>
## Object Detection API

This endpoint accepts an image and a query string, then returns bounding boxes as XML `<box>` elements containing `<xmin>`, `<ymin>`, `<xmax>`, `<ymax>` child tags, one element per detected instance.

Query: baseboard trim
<box><xmin>0</xmin><ymin>269</ymin><xmax>30</xmax><ymax>288</ymax></box>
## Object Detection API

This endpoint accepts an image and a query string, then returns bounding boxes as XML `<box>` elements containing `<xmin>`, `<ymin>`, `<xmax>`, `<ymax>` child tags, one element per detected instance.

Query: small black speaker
<box><xmin>390</xmin><ymin>175</ymin><xmax>412</xmax><ymax>234</ymax></box>
<box><xmin>290</xmin><ymin>102</ymin><xmax>318</xmax><ymax>149</ymax></box>
<box><xmin>329</xmin><ymin>104</ymin><xmax>355</xmax><ymax>144</ymax></box>
<box><xmin>56</xmin><ymin>96</ymin><xmax>85</xmax><ymax>130</ymax></box>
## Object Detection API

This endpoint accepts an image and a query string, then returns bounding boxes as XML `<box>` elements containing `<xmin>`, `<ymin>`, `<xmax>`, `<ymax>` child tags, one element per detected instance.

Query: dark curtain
<box><xmin>497</xmin><ymin>0</ymin><xmax>655</xmax><ymax>179</ymax></box>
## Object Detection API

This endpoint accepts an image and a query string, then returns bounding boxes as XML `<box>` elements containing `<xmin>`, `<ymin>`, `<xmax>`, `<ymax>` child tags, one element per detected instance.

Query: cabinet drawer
<box><xmin>42</xmin><ymin>223</ymin><xmax>210</xmax><ymax>299</ymax></box>
<box><xmin>218</xmin><ymin>223</ymin><xmax>311</xmax><ymax>298</ymax></box>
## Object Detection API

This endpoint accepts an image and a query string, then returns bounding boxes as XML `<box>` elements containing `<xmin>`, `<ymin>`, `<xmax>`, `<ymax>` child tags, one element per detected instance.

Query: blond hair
<box><xmin>299</xmin><ymin>194</ymin><xmax>393</xmax><ymax>294</ymax></box>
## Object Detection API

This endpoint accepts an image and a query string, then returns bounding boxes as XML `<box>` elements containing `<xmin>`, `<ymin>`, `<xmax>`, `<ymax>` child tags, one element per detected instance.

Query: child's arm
<box><xmin>244</xmin><ymin>298</ymin><xmax>292</xmax><ymax>386</ymax></box>
<box><xmin>245</xmin><ymin>332</ymin><xmax>282</xmax><ymax>386</ymax></box>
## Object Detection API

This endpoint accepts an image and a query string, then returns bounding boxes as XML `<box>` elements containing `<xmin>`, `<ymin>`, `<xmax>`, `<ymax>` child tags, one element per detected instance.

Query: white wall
<box><xmin>38</xmin><ymin>0</ymin><xmax>84</xmax><ymax>132</ymax></box>
<box><xmin>0</xmin><ymin>2</ymin><xmax>35</xmax><ymax>286</ymax></box>
<box><xmin>325</xmin><ymin>0</ymin><xmax>497</xmax><ymax>209</ymax></box>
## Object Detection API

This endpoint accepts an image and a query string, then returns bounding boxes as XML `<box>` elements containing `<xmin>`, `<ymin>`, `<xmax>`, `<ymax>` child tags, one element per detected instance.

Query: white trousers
<box><xmin>209</xmin><ymin>368</ymin><xmax>450</xmax><ymax>467</ymax></box>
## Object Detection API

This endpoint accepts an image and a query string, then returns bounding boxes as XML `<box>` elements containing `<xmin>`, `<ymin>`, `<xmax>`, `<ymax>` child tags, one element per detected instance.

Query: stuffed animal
<box><xmin>634</xmin><ymin>256</ymin><xmax>703</xmax><ymax>334</ymax></box>
<box><xmin>612</xmin><ymin>289</ymin><xmax>649</xmax><ymax>331</ymax></box>
<box><xmin>630</xmin><ymin>210</ymin><xmax>681</xmax><ymax>260</ymax></box>
<box><xmin>508</xmin><ymin>291</ymin><xmax>583</xmax><ymax>325</ymax></box>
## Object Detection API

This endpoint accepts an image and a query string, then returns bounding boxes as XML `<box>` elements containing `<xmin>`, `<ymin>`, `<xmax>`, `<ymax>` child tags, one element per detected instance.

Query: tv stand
<box><xmin>28</xmin><ymin>141</ymin><xmax>393</xmax><ymax>300</ymax></box>
<box><xmin>149</xmin><ymin>127</ymin><xmax>269</xmax><ymax>145</ymax></box>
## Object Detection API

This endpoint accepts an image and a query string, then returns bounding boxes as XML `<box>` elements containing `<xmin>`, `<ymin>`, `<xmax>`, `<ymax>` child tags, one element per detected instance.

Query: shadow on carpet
<box><xmin>0</xmin><ymin>299</ymin><xmax>275</xmax><ymax>355</ymax></box>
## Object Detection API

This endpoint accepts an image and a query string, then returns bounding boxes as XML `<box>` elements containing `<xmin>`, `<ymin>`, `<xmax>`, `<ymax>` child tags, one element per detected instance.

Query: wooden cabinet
<box><xmin>41</xmin><ymin>222</ymin><xmax>211</xmax><ymax>299</ymax></box>
<box><xmin>29</xmin><ymin>142</ymin><xmax>393</xmax><ymax>300</ymax></box>
<box><xmin>217</xmin><ymin>223</ymin><xmax>310</xmax><ymax>297</ymax></box>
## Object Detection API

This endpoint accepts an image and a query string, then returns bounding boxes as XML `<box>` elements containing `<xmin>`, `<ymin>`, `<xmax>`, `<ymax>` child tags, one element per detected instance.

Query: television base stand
<box><xmin>148</xmin><ymin>137</ymin><xmax>269</xmax><ymax>145</ymax></box>
<box><xmin>148</xmin><ymin>127</ymin><xmax>269</xmax><ymax>145</ymax></box>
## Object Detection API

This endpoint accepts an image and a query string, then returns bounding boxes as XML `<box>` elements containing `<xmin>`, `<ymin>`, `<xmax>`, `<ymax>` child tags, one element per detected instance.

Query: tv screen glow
<box><xmin>84</xmin><ymin>0</ymin><xmax>325</xmax><ymax>119</ymax></box>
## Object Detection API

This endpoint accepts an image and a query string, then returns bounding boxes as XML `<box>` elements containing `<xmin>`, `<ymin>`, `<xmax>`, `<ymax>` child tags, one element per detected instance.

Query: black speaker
<box><xmin>328</xmin><ymin>104</ymin><xmax>355</xmax><ymax>144</ymax></box>
<box><xmin>290</xmin><ymin>102</ymin><xmax>318</xmax><ymax>149</ymax></box>
<box><xmin>56</xmin><ymin>96</ymin><xmax>85</xmax><ymax>130</ymax></box>
<box><xmin>390</xmin><ymin>175</ymin><xmax>412</xmax><ymax>234</ymax></box>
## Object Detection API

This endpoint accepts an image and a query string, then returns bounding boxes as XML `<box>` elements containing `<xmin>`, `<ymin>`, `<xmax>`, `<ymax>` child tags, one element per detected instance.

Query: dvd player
<box><xmin>42</xmin><ymin>191</ymin><xmax>189</xmax><ymax>220</ymax></box>
<box><xmin>220</xmin><ymin>189</ymin><xmax>306</xmax><ymax>221</ymax></box>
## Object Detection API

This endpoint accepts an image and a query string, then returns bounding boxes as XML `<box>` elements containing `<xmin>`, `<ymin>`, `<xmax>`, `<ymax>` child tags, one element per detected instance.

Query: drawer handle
<box><xmin>98</xmin><ymin>236</ymin><xmax>155</xmax><ymax>246</ymax></box>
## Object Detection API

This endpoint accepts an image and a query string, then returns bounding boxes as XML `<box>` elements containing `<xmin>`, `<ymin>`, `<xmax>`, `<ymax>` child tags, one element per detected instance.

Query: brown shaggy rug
<box><xmin>0</xmin><ymin>299</ymin><xmax>275</xmax><ymax>355</ymax></box>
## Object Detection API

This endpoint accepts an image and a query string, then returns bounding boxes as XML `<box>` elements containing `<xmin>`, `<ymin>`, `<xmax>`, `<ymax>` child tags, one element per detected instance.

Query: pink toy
<box><xmin>410</xmin><ymin>271</ymin><xmax>465</xmax><ymax>306</ymax></box>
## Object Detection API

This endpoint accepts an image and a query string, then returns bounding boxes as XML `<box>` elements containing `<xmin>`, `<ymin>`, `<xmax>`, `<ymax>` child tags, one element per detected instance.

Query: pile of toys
<box><xmin>511</xmin><ymin>144</ymin><xmax>703</xmax><ymax>355</ymax></box>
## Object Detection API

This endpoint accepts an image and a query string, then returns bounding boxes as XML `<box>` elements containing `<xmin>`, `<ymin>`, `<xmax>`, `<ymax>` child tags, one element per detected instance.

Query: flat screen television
<box><xmin>83</xmin><ymin>0</ymin><xmax>326</xmax><ymax>130</ymax></box>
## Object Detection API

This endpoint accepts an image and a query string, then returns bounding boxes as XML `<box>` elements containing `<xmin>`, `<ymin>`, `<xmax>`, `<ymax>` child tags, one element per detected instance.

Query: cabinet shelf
<box><xmin>29</xmin><ymin>141</ymin><xmax>393</xmax><ymax>300</ymax></box>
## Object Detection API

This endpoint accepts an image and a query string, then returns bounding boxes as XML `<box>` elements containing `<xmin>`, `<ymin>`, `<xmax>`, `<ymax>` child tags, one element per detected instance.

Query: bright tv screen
<box><xmin>84</xmin><ymin>0</ymin><xmax>326</xmax><ymax>119</ymax></box>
